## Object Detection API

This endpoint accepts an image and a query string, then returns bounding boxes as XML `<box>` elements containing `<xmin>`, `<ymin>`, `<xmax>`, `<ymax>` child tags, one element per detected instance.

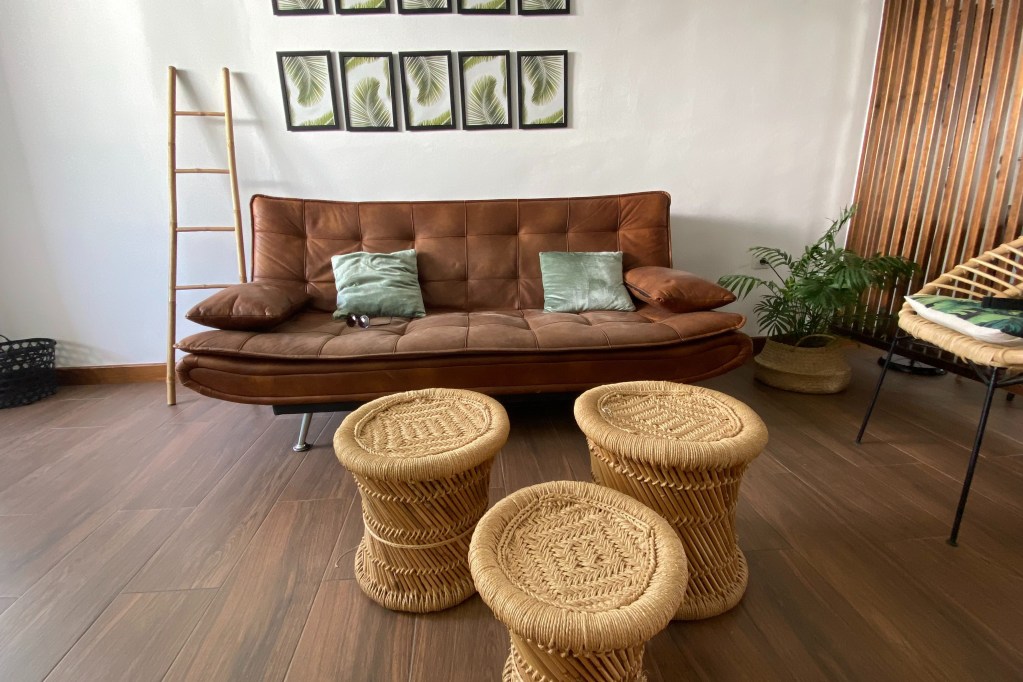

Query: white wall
<box><xmin>0</xmin><ymin>0</ymin><xmax>882</xmax><ymax>367</ymax></box>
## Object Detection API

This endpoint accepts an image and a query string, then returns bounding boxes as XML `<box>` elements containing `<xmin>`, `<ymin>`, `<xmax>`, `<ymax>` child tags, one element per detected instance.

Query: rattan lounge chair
<box><xmin>857</xmin><ymin>237</ymin><xmax>1023</xmax><ymax>545</ymax></box>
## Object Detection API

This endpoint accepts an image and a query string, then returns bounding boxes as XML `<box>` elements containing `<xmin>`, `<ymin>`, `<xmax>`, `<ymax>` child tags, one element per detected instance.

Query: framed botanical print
<box><xmin>399</xmin><ymin>51</ymin><xmax>456</xmax><ymax>130</ymax></box>
<box><xmin>339</xmin><ymin>53</ymin><xmax>399</xmax><ymax>131</ymax></box>
<box><xmin>276</xmin><ymin>51</ymin><xmax>340</xmax><ymax>131</ymax></box>
<box><xmin>518</xmin><ymin>0</ymin><xmax>569</xmax><ymax>14</ymax></box>
<box><xmin>398</xmin><ymin>0</ymin><xmax>452</xmax><ymax>13</ymax></box>
<box><xmin>518</xmin><ymin>50</ymin><xmax>567</xmax><ymax>128</ymax></box>
<box><xmin>336</xmin><ymin>0</ymin><xmax>391</xmax><ymax>13</ymax></box>
<box><xmin>459</xmin><ymin>51</ymin><xmax>511</xmax><ymax>130</ymax></box>
<box><xmin>272</xmin><ymin>0</ymin><xmax>330</xmax><ymax>15</ymax></box>
<box><xmin>457</xmin><ymin>0</ymin><xmax>510</xmax><ymax>14</ymax></box>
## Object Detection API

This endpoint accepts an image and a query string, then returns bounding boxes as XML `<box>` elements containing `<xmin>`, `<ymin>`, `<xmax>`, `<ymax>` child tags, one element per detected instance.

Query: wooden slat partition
<box><xmin>845</xmin><ymin>0</ymin><xmax>1023</xmax><ymax>346</ymax></box>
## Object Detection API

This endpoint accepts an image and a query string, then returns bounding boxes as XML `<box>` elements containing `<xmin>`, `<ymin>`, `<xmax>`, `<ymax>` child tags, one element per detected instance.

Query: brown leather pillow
<box><xmin>624</xmin><ymin>266</ymin><xmax>736</xmax><ymax>314</ymax></box>
<box><xmin>186</xmin><ymin>281</ymin><xmax>310</xmax><ymax>331</ymax></box>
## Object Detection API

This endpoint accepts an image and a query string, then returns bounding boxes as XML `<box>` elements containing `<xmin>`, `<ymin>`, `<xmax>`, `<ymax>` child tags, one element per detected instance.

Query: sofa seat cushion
<box><xmin>176</xmin><ymin>307</ymin><xmax>745</xmax><ymax>361</ymax></box>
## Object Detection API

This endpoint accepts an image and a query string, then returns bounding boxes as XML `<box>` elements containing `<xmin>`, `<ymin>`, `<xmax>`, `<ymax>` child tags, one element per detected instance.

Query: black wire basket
<box><xmin>0</xmin><ymin>335</ymin><xmax>57</xmax><ymax>409</ymax></box>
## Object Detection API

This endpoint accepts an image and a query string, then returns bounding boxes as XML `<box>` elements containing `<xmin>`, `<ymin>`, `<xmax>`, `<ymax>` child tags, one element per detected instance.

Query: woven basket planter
<box><xmin>754</xmin><ymin>337</ymin><xmax>852</xmax><ymax>394</ymax></box>
<box><xmin>334</xmin><ymin>388</ymin><xmax>509</xmax><ymax>613</ymax></box>
<box><xmin>470</xmin><ymin>481</ymin><xmax>687</xmax><ymax>682</ymax></box>
<box><xmin>575</xmin><ymin>381</ymin><xmax>768</xmax><ymax>621</ymax></box>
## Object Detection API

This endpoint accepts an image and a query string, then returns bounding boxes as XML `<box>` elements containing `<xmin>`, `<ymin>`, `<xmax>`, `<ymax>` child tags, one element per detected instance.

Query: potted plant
<box><xmin>718</xmin><ymin>206</ymin><xmax>917</xmax><ymax>393</ymax></box>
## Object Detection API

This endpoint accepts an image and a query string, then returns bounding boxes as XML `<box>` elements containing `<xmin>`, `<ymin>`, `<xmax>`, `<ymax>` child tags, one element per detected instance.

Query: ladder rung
<box><xmin>175</xmin><ymin>168</ymin><xmax>230</xmax><ymax>174</ymax></box>
<box><xmin>177</xmin><ymin>226</ymin><xmax>236</xmax><ymax>233</ymax></box>
<box><xmin>175</xmin><ymin>284</ymin><xmax>236</xmax><ymax>291</ymax></box>
<box><xmin>176</xmin><ymin>110</ymin><xmax>225</xmax><ymax>117</ymax></box>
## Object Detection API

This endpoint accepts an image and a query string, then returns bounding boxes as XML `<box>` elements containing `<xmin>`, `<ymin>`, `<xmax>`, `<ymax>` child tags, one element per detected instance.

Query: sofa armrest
<box><xmin>186</xmin><ymin>281</ymin><xmax>311</xmax><ymax>331</ymax></box>
<box><xmin>624</xmin><ymin>266</ymin><xmax>736</xmax><ymax>314</ymax></box>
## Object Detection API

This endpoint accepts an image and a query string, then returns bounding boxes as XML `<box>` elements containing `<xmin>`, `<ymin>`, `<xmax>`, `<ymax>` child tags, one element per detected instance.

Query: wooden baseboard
<box><xmin>57</xmin><ymin>364</ymin><xmax>165</xmax><ymax>385</ymax></box>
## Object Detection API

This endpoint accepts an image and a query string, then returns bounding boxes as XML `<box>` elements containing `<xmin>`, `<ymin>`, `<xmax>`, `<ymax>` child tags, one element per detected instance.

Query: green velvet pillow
<box><xmin>539</xmin><ymin>251</ymin><xmax>636</xmax><ymax>313</ymax></box>
<box><xmin>331</xmin><ymin>249</ymin><xmax>426</xmax><ymax>320</ymax></box>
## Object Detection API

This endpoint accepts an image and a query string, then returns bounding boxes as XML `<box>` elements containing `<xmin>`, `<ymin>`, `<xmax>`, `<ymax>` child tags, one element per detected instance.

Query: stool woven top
<box><xmin>469</xmin><ymin>480</ymin><xmax>688</xmax><ymax>653</ymax></box>
<box><xmin>574</xmin><ymin>381</ymin><xmax>768</xmax><ymax>469</ymax></box>
<box><xmin>334</xmin><ymin>388</ymin><xmax>510</xmax><ymax>482</ymax></box>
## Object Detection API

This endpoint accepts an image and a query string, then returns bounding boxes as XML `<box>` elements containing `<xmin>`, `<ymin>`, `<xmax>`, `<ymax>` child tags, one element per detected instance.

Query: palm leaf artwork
<box><xmin>462</xmin><ymin>0</ymin><xmax>506</xmax><ymax>8</ymax></box>
<box><xmin>405</xmin><ymin>55</ymin><xmax>448</xmax><ymax>106</ymax></box>
<box><xmin>350</xmin><ymin>78</ymin><xmax>392</xmax><ymax>127</ymax></box>
<box><xmin>299</xmin><ymin>110</ymin><xmax>336</xmax><ymax>126</ymax></box>
<box><xmin>403</xmin><ymin>0</ymin><xmax>447</xmax><ymax>7</ymax></box>
<box><xmin>277</xmin><ymin>0</ymin><xmax>325</xmax><ymax>8</ymax></box>
<box><xmin>522</xmin><ymin>55</ymin><xmax>562</xmax><ymax>105</ymax></box>
<box><xmin>529</xmin><ymin>109</ymin><xmax>564</xmax><ymax>125</ymax></box>
<box><xmin>522</xmin><ymin>0</ymin><xmax>565</xmax><ymax>9</ymax></box>
<box><xmin>283</xmin><ymin>55</ymin><xmax>329</xmax><ymax>107</ymax></box>
<box><xmin>462</xmin><ymin>55</ymin><xmax>496</xmax><ymax>72</ymax></box>
<box><xmin>466</xmin><ymin>76</ymin><xmax>506</xmax><ymax>126</ymax></box>
<box><xmin>417</xmin><ymin>110</ymin><xmax>452</xmax><ymax>126</ymax></box>
<box><xmin>344</xmin><ymin>0</ymin><xmax>387</xmax><ymax>7</ymax></box>
<box><xmin>344</xmin><ymin>56</ymin><xmax>379</xmax><ymax>72</ymax></box>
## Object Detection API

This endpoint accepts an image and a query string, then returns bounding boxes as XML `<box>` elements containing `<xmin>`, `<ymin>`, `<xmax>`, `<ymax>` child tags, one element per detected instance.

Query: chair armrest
<box><xmin>624</xmin><ymin>266</ymin><xmax>736</xmax><ymax>314</ymax></box>
<box><xmin>186</xmin><ymin>281</ymin><xmax>310</xmax><ymax>331</ymax></box>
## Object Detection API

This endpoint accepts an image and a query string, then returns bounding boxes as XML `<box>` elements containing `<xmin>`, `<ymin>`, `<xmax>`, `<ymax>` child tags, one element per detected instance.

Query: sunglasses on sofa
<box><xmin>345</xmin><ymin>313</ymin><xmax>371</xmax><ymax>329</ymax></box>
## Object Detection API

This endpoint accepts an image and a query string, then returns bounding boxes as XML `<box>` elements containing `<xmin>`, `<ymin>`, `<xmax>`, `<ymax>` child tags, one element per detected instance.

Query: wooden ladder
<box><xmin>166</xmin><ymin>66</ymin><xmax>247</xmax><ymax>405</ymax></box>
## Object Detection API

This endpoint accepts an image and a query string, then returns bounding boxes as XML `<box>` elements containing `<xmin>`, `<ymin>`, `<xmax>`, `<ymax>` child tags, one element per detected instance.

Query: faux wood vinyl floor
<box><xmin>1</xmin><ymin>347</ymin><xmax>1023</xmax><ymax>681</ymax></box>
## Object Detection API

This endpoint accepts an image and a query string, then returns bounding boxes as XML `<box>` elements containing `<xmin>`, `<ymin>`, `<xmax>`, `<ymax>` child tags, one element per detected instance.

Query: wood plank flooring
<box><xmin>0</xmin><ymin>348</ymin><xmax>1022</xmax><ymax>681</ymax></box>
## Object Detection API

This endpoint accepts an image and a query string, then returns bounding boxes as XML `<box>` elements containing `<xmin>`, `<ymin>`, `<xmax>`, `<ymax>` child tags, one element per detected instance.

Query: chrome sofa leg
<box><xmin>293</xmin><ymin>413</ymin><xmax>312</xmax><ymax>453</ymax></box>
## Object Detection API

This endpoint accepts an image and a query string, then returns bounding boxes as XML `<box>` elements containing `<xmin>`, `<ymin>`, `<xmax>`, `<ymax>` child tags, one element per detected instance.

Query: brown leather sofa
<box><xmin>176</xmin><ymin>191</ymin><xmax>751</xmax><ymax>434</ymax></box>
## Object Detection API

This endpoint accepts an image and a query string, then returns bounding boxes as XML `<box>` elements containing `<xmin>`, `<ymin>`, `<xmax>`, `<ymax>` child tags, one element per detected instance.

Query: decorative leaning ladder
<box><xmin>166</xmin><ymin>66</ymin><xmax>247</xmax><ymax>405</ymax></box>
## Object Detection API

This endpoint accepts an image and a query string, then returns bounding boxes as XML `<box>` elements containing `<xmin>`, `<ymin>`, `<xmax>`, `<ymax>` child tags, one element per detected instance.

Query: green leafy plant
<box><xmin>346</xmin><ymin>0</ymin><xmax>387</xmax><ymax>8</ymax></box>
<box><xmin>464</xmin><ymin>0</ymin><xmax>507</xmax><ymax>8</ymax></box>
<box><xmin>344</xmin><ymin>56</ymin><xmax>380</xmax><ymax>72</ymax></box>
<box><xmin>718</xmin><ymin>206</ymin><xmax>917</xmax><ymax>345</ymax></box>
<box><xmin>277</xmin><ymin>0</ymin><xmax>324</xmax><ymax>9</ymax></box>
<box><xmin>416</xmin><ymin>110</ymin><xmax>452</xmax><ymax>126</ymax></box>
<box><xmin>466</xmin><ymin>76</ymin><xmax>506</xmax><ymax>126</ymax></box>
<box><xmin>298</xmin><ymin>111</ymin><xmax>336</xmax><ymax>126</ymax></box>
<box><xmin>405</xmin><ymin>55</ymin><xmax>448</xmax><ymax>106</ymax></box>
<box><xmin>283</xmin><ymin>55</ymin><xmax>328</xmax><ymax>107</ymax></box>
<box><xmin>522</xmin><ymin>55</ymin><xmax>562</xmax><ymax>105</ymax></box>
<box><xmin>529</xmin><ymin>109</ymin><xmax>564</xmax><ymax>125</ymax></box>
<box><xmin>350</xmin><ymin>78</ymin><xmax>392</xmax><ymax>127</ymax></box>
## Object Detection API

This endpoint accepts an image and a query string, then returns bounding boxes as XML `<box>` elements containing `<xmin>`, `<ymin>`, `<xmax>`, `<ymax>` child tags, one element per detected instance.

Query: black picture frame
<box><xmin>339</xmin><ymin>53</ymin><xmax>399</xmax><ymax>132</ymax></box>
<box><xmin>397</xmin><ymin>0</ymin><xmax>452</xmax><ymax>14</ymax></box>
<box><xmin>336</xmin><ymin>0</ymin><xmax>391</xmax><ymax>13</ymax></box>
<box><xmin>273</xmin><ymin>0</ymin><xmax>330</xmax><ymax>15</ymax></box>
<box><xmin>518</xmin><ymin>0</ymin><xmax>569</xmax><ymax>15</ymax></box>
<box><xmin>276</xmin><ymin>51</ymin><xmax>341</xmax><ymax>132</ymax></box>
<box><xmin>459</xmin><ymin>51</ymin><xmax>512</xmax><ymax>130</ymax></box>
<box><xmin>457</xmin><ymin>0</ymin><xmax>510</xmax><ymax>14</ymax></box>
<box><xmin>518</xmin><ymin>50</ymin><xmax>568</xmax><ymax>129</ymax></box>
<box><xmin>399</xmin><ymin>51</ymin><xmax>457</xmax><ymax>131</ymax></box>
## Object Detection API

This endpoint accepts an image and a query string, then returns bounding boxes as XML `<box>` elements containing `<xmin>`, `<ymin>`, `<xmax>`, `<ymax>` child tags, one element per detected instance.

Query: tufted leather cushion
<box><xmin>176</xmin><ymin>307</ymin><xmax>744</xmax><ymax>360</ymax></box>
<box><xmin>250</xmin><ymin>192</ymin><xmax>672</xmax><ymax>312</ymax></box>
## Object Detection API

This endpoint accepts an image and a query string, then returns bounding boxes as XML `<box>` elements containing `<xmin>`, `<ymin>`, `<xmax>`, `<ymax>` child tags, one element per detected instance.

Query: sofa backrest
<box><xmin>250</xmin><ymin>191</ymin><xmax>672</xmax><ymax>312</ymax></box>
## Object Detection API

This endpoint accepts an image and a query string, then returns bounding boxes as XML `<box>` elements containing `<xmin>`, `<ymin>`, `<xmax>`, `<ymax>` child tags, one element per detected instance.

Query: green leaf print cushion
<box><xmin>905</xmin><ymin>295</ymin><xmax>1023</xmax><ymax>347</ymax></box>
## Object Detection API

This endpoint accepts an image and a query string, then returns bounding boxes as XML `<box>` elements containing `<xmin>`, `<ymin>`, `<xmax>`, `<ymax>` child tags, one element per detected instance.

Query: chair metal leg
<box><xmin>292</xmin><ymin>412</ymin><xmax>312</xmax><ymax>453</ymax></box>
<box><xmin>947</xmin><ymin>368</ymin><xmax>1002</xmax><ymax>546</ymax></box>
<box><xmin>856</xmin><ymin>334</ymin><xmax>901</xmax><ymax>444</ymax></box>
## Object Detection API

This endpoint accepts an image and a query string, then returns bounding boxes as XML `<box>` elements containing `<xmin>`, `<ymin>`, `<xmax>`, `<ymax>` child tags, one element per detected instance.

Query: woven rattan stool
<box><xmin>575</xmin><ymin>381</ymin><xmax>768</xmax><ymax>621</ymax></box>
<box><xmin>469</xmin><ymin>480</ymin><xmax>687</xmax><ymax>682</ymax></box>
<box><xmin>334</xmin><ymin>388</ymin><xmax>509</xmax><ymax>613</ymax></box>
